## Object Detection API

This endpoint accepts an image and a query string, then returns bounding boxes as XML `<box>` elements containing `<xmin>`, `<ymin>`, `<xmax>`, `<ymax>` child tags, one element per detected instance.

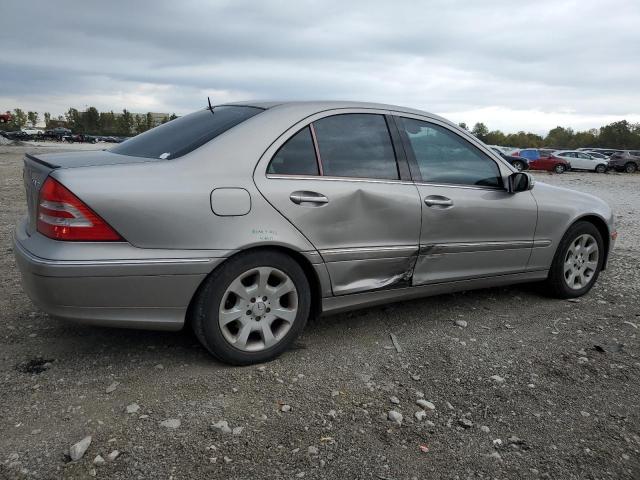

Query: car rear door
<box><xmin>254</xmin><ymin>111</ymin><xmax>421</xmax><ymax>296</ymax></box>
<box><xmin>394</xmin><ymin>115</ymin><xmax>537</xmax><ymax>284</ymax></box>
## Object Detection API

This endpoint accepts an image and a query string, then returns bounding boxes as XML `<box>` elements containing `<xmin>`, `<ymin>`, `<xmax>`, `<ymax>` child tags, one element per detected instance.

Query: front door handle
<box><xmin>290</xmin><ymin>191</ymin><xmax>329</xmax><ymax>205</ymax></box>
<box><xmin>424</xmin><ymin>196</ymin><xmax>453</xmax><ymax>207</ymax></box>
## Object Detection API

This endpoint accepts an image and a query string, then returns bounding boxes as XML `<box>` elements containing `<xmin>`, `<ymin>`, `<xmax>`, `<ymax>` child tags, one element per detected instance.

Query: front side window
<box><xmin>397</xmin><ymin>117</ymin><xmax>502</xmax><ymax>188</ymax></box>
<box><xmin>267</xmin><ymin>127</ymin><xmax>319</xmax><ymax>175</ymax></box>
<box><xmin>313</xmin><ymin>114</ymin><xmax>399</xmax><ymax>180</ymax></box>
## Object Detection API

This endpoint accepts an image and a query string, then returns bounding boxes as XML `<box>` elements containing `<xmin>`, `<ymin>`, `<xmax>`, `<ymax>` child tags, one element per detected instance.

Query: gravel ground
<box><xmin>1</xmin><ymin>145</ymin><xmax>639</xmax><ymax>479</ymax></box>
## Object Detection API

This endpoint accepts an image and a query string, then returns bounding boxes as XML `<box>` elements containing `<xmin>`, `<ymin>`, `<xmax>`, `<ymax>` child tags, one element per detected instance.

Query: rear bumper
<box><xmin>13</xmin><ymin>218</ymin><xmax>226</xmax><ymax>330</ymax></box>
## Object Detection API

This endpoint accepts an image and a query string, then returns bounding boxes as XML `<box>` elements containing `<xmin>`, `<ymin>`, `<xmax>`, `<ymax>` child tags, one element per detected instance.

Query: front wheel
<box><xmin>554</xmin><ymin>164</ymin><xmax>566</xmax><ymax>174</ymax></box>
<box><xmin>595</xmin><ymin>164</ymin><xmax>607</xmax><ymax>173</ymax></box>
<box><xmin>191</xmin><ymin>250</ymin><xmax>311</xmax><ymax>365</ymax></box>
<box><xmin>625</xmin><ymin>162</ymin><xmax>637</xmax><ymax>173</ymax></box>
<box><xmin>544</xmin><ymin>221</ymin><xmax>604</xmax><ymax>298</ymax></box>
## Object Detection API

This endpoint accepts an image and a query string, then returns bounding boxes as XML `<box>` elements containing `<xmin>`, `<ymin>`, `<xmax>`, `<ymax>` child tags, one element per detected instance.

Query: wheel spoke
<box><xmin>268</xmin><ymin>278</ymin><xmax>296</xmax><ymax>299</ymax></box>
<box><xmin>578</xmin><ymin>235</ymin><xmax>587</xmax><ymax>249</ymax></box>
<box><xmin>234</xmin><ymin>323</ymin><xmax>253</xmax><ymax>349</ymax></box>
<box><xmin>585</xmin><ymin>242</ymin><xmax>597</xmax><ymax>255</ymax></box>
<box><xmin>219</xmin><ymin>307</ymin><xmax>243</xmax><ymax>326</ymax></box>
<box><xmin>584</xmin><ymin>260</ymin><xmax>598</xmax><ymax>272</ymax></box>
<box><xmin>564</xmin><ymin>260</ymin><xmax>574</xmax><ymax>275</ymax></box>
<box><xmin>261</xmin><ymin>323</ymin><xmax>277</xmax><ymax>348</ymax></box>
<box><xmin>256</xmin><ymin>267</ymin><xmax>272</xmax><ymax>295</ymax></box>
<box><xmin>228</xmin><ymin>278</ymin><xmax>253</xmax><ymax>301</ymax></box>
<box><xmin>272</xmin><ymin>307</ymin><xmax>296</xmax><ymax>323</ymax></box>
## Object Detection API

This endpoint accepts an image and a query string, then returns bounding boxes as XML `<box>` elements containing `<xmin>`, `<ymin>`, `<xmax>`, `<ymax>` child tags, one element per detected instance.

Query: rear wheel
<box><xmin>192</xmin><ymin>250</ymin><xmax>311</xmax><ymax>365</ymax></box>
<box><xmin>625</xmin><ymin>162</ymin><xmax>637</xmax><ymax>173</ymax></box>
<box><xmin>595</xmin><ymin>164</ymin><xmax>607</xmax><ymax>173</ymax></box>
<box><xmin>554</xmin><ymin>164</ymin><xmax>566</xmax><ymax>174</ymax></box>
<box><xmin>544</xmin><ymin>221</ymin><xmax>604</xmax><ymax>298</ymax></box>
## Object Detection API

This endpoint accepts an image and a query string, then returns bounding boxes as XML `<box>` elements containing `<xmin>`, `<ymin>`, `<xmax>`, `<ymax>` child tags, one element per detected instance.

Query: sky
<box><xmin>1</xmin><ymin>0</ymin><xmax>639</xmax><ymax>134</ymax></box>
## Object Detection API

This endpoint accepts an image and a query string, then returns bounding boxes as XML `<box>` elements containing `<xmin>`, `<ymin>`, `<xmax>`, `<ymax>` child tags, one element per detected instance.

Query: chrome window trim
<box><xmin>413</xmin><ymin>181</ymin><xmax>506</xmax><ymax>192</ymax></box>
<box><xmin>265</xmin><ymin>174</ymin><xmax>415</xmax><ymax>186</ymax></box>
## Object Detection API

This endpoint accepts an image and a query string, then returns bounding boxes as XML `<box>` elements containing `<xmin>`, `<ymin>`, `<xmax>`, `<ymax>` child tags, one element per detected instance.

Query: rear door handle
<box><xmin>290</xmin><ymin>191</ymin><xmax>329</xmax><ymax>205</ymax></box>
<box><xmin>424</xmin><ymin>196</ymin><xmax>453</xmax><ymax>207</ymax></box>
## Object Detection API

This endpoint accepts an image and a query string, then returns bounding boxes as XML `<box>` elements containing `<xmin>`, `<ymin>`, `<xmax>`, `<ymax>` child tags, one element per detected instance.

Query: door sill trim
<box><xmin>321</xmin><ymin>270</ymin><xmax>548</xmax><ymax>315</ymax></box>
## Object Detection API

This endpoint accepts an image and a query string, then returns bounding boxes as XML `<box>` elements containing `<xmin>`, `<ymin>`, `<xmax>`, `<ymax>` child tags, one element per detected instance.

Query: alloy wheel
<box><xmin>218</xmin><ymin>267</ymin><xmax>298</xmax><ymax>352</ymax></box>
<box><xmin>563</xmin><ymin>234</ymin><xmax>599</xmax><ymax>290</ymax></box>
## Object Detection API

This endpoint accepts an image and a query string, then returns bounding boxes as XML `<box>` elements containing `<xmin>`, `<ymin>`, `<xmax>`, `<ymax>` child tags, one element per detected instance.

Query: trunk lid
<box><xmin>22</xmin><ymin>150</ymin><xmax>156</xmax><ymax>235</ymax></box>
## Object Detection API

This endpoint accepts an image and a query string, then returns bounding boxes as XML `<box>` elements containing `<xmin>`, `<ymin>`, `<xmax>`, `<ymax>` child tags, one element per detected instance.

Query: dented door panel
<box><xmin>255</xmin><ymin>177</ymin><xmax>421</xmax><ymax>295</ymax></box>
<box><xmin>413</xmin><ymin>185</ymin><xmax>537</xmax><ymax>284</ymax></box>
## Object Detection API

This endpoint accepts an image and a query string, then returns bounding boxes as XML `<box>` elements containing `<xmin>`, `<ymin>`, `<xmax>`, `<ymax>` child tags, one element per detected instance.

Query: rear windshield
<box><xmin>110</xmin><ymin>106</ymin><xmax>263</xmax><ymax>160</ymax></box>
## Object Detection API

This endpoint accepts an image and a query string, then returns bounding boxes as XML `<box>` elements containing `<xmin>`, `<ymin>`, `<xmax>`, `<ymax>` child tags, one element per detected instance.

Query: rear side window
<box><xmin>398</xmin><ymin>117</ymin><xmax>502</xmax><ymax>188</ymax></box>
<box><xmin>111</xmin><ymin>106</ymin><xmax>263</xmax><ymax>160</ymax></box>
<box><xmin>313</xmin><ymin>114</ymin><xmax>399</xmax><ymax>180</ymax></box>
<box><xmin>267</xmin><ymin>127</ymin><xmax>319</xmax><ymax>175</ymax></box>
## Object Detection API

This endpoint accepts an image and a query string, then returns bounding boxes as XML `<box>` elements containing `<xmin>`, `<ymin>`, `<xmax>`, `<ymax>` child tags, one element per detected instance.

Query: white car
<box><xmin>21</xmin><ymin>127</ymin><xmax>42</xmax><ymax>136</ymax></box>
<box><xmin>553</xmin><ymin>150</ymin><xmax>608</xmax><ymax>173</ymax></box>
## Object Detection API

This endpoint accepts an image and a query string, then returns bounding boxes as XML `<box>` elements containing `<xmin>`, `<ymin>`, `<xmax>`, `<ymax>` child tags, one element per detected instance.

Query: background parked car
<box><xmin>584</xmin><ymin>151</ymin><xmax>610</xmax><ymax>160</ymax></box>
<box><xmin>491</xmin><ymin>147</ymin><xmax>529</xmax><ymax>171</ymax></box>
<box><xmin>43</xmin><ymin>127</ymin><xmax>72</xmax><ymax>141</ymax></box>
<box><xmin>513</xmin><ymin>148</ymin><xmax>570</xmax><ymax>173</ymax></box>
<box><xmin>553</xmin><ymin>150</ymin><xmax>608</xmax><ymax>173</ymax></box>
<box><xmin>608</xmin><ymin>151</ymin><xmax>640</xmax><ymax>173</ymax></box>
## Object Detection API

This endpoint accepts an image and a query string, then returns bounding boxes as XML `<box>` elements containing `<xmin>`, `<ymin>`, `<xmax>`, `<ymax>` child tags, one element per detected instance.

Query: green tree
<box><xmin>145</xmin><ymin>112</ymin><xmax>154</xmax><ymax>131</ymax></box>
<box><xmin>43</xmin><ymin>112</ymin><xmax>51</xmax><ymax>127</ymax></box>
<box><xmin>27</xmin><ymin>111</ymin><xmax>39</xmax><ymax>127</ymax></box>
<box><xmin>65</xmin><ymin>108</ymin><xmax>81</xmax><ymax>132</ymax></box>
<box><xmin>117</xmin><ymin>109</ymin><xmax>133</xmax><ymax>136</ymax></box>
<box><xmin>99</xmin><ymin>111</ymin><xmax>116</xmax><ymax>135</ymax></box>
<box><xmin>169</xmin><ymin>113</ymin><xmax>178</xmax><ymax>121</ymax></box>
<box><xmin>83</xmin><ymin>107</ymin><xmax>100</xmax><ymax>134</ymax></box>
<box><xmin>545</xmin><ymin>126</ymin><xmax>575</xmax><ymax>149</ymax></box>
<box><xmin>484</xmin><ymin>130</ymin><xmax>507</xmax><ymax>146</ymax></box>
<box><xmin>10</xmin><ymin>108</ymin><xmax>28</xmax><ymax>130</ymax></box>
<box><xmin>134</xmin><ymin>114</ymin><xmax>146</xmax><ymax>134</ymax></box>
<box><xmin>458</xmin><ymin>122</ymin><xmax>469</xmax><ymax>131</ymax></box>
<box><xmin>598</xmin><ymin>120</ymin><xmax>635</xmax><ymax>149</ymax></box>
<box><xmin>161</xmin><ymin>115</ymin><xmax>169</xmax><ymax>124</ymax></box>
<box><xmin>471</xmin><ymin>122</ymin><xmax>489</xmax><ymax>142</ymax></box>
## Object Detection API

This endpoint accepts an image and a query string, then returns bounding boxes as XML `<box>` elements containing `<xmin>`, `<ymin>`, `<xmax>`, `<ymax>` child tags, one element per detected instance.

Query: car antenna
<box><xmin>207</xmin><ymin>96</ymin><xmax>214</xmax><ymax>115</ymax></box>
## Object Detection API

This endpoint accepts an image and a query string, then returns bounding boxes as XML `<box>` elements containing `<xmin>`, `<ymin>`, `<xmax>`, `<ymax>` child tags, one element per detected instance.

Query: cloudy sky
<box><xmin>1</xmin><ymin>0</ymin><xmax>639</xmax><ymax>133</ymax></box>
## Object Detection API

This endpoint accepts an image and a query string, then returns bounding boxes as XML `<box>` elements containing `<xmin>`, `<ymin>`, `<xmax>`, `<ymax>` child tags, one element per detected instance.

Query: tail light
<box><xmin>37</xmin><ymin>177</ymin><xmax>123</xmax><ymax>241</ymax></box>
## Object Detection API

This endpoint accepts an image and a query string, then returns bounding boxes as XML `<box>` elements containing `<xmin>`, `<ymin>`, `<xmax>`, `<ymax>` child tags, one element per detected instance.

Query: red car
<box><xmin>513</xmin><ymin>148</ymin><xmax>571</xmax><ymax>173</ymax></box>
<box><xmin>0</xmin><ymin>111</ymin><xmax>12</xmax><ymax>123</ymax></box>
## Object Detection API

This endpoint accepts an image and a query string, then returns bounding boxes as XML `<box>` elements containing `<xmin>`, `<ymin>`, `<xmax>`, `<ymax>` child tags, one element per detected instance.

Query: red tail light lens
<box><xmin>37</xmin><ymin>177</ymin><xmax>123</xmax><ymax>241</ymax></box>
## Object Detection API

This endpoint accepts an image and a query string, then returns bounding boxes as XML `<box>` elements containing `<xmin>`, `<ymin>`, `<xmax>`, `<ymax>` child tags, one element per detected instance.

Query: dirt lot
<box><xmin>1</xmin><ymin>144</ymin><xmax>639</xmax><ymax>480</ymax></box>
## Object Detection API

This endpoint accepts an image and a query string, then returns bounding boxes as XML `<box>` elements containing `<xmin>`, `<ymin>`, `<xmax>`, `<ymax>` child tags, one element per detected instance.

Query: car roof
<box><xmin>218</xmin><ymin>100</ymin><xmax>451</xmax><ymax>123</ymax></box>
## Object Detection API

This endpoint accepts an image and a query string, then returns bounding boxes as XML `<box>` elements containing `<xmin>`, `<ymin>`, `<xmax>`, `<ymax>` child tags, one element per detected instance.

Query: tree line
<box><xmin>0</xmin><ymin>107</ymin><xmax>178</xmax><ymax>136</ymax></box>
<box><xmin>3</xmin><ymin>105</ymin><xmax>640</xmax><ymax>148</ymax></box>
<box><xmin>459</xmin><ymin>120</ymin><xmax>640</xmax><ymax>150</ymax></box>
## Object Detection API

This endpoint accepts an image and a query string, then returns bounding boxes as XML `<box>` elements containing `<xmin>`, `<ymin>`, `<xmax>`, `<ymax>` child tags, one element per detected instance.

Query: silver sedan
<box><xmin>13</xmin><ymin>101</ymin><xmax>616</xmax><ymax>364</ymax></box>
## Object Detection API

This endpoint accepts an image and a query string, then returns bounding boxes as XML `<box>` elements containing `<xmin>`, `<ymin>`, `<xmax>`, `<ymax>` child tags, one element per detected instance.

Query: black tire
<box><xmin>544</xmin><ymin>221</ymin><xmax>604</xmax><ymax>299</ymax></box>
<box><xmin>191</xmin><ymin>250</ymin><xmax>311</xmax><ymax>365</ymax></box>
<box><xmin>625</xmin><ymin>162</ymin><xmax>637</xmax><ymax>173</ymax></box>
<box><xmin>595</xmin><ymin>164</ymin><xmax>607</xmax><ymax>173</ymax></box>
<box><xmin>554</xmin><ymin>164</ymin><xmax>566</xmax><ymax>174</ymax></box>
<box><xmin>512</xmin><ymin>160</ymin><xmax>525</xmax><ymax>171</ymax></box>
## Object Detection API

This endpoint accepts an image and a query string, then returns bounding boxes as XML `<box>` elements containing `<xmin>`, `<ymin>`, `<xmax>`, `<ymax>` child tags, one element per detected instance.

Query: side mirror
<box><xmin>508</xmin><ymin>172</ymin><xmax>534</xmax><ymax>193</ymax></box>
